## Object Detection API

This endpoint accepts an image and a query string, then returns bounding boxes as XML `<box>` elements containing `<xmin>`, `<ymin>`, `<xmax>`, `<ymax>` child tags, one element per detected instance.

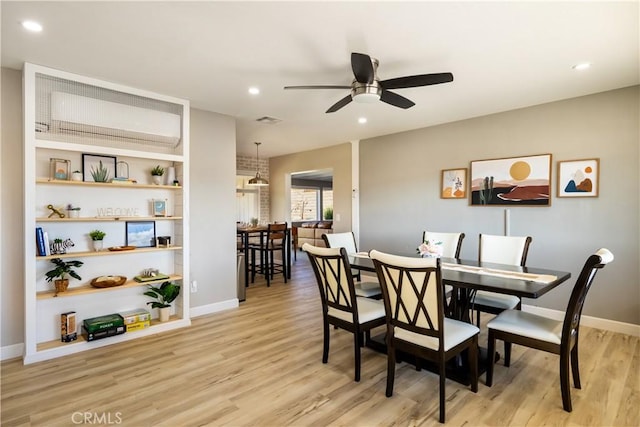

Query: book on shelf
<box><xmin>35</xmin><ymin>227</ymin><xmax>46</xmax><ymax>256</ymax></box>
<box><xmin>134</xmin><ymin>273</ymin><xmax>170</xmax><ymax>282</ymax></box>
<box><xmin>43</xmin><ymin>231</ymin><xmax>51</xmax><ymax>256</ymax></box>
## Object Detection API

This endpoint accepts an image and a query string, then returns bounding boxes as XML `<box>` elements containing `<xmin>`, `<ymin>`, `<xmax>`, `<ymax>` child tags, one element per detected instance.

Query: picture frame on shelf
<box><xmin>152</xmin><ymin>199</ymin><xmax>168</xmax><ymax>217</ymax></box>
<box><xmin>470</xmin><ymin>153</ymin><xmax>552</xmax><ymax>206</ymax></box>
<box><xmin>557</xmin><ymin>158</ymin><xmax>599</xmax><ymax>198</ymax></box>
<box><xmin>49</xmin><ymin>158</ymin><xmax>70</xmax><ymax>181</ymax></box>
<box><xmin>125</xmin><ymin>221</ymin><xmax>156</xmax><ymax>248</ymax></box>
<box><xmin>441</xmin><ymin>168</ymin><xmax>467</xmax><ymax>199</ymax></box>
<box><xmin>82</xmin><ymin>153</ymin><xmax>116</xmax><ymax>183</ymax></box>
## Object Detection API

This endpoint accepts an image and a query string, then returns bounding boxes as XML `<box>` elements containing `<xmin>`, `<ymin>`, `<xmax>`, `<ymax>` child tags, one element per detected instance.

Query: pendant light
<box><xmin>247</xmin><ymin>142</ymin><xmax>269</xmax><ymax>186</ymax></box>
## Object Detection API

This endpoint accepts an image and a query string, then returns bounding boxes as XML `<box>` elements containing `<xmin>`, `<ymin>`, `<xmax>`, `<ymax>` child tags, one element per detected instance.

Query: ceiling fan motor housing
<box><xmin>351</xmin><ymin>81</ymin><xmax>381</xmax><ymax>102</ymax></box>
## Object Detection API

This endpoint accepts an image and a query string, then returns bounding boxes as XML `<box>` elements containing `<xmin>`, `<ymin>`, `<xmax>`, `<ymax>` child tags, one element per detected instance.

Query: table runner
<box><xmin>442</xmin><ymin>262</ymin><xmax>557</xmax><ymax>283</ymax></box>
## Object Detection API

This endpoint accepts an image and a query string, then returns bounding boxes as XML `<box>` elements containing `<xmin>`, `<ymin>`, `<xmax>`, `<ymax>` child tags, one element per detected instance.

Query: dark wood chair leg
<box><xmin>504</xmin><ymin>342</ymin><xmax>512</xmax><ymax>367</ymax></box>
<box><xmin>571</xmin><ymin>343</ymin><xmax>581</xmax><ymax>389</ymax></box>
<box><xmin>560</xmin><ymin>348</ymin><xmax>573</xmax><ymax>412</ymax></box>
<box><xmin>386</xmin><ymin>346</ymin><xmax>396</xmax><ymax>397</ymax></box>
<box><xmin>486</xmin><ymin>331</ymin><xmax>496</xmax><ymax>387</ymax></box>
<box><xmin>469</xmin><ymin>337</ymin><xmax>479</xmax><ymax>393</ymax></box>
<box><xmin>439</xmin><ymin>355</ymin><xmax>446</xmax><ymax>423</ymax></box>
<box><xmin>322</xmin><ymin>320</ymin><xmax>329</xmax><ymax>363</ymax></box>
<box><xmin>354</xmin><ymin>331</ymin><xmax>361</xmax><ymax>382</ymax></box>
<box><xmin>250</xmin><ymin>248</ymin><xmax>256</xmax><ymax>283</ymax></box>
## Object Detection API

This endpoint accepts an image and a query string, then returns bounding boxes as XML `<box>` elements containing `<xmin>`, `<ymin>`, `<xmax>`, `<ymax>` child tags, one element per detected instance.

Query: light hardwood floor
<box><xmin>2</xmin><ymin>254</ymin><xmax>638</xmax><ymax>426</ymax></box>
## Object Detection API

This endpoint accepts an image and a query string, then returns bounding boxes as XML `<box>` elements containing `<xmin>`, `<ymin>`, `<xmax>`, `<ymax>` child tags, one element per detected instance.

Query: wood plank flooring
<box><xmin>2</xmin><ymin>253</ymin><xmax>638</xmax><ymax>426</ymax></box>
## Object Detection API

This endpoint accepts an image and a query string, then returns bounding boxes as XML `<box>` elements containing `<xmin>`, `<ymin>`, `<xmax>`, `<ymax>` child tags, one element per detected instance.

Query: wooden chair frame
<box><xmin>304</xmin><ymin>244</ymin><xmax>385</xmax><ymax>382</ymax></box>
<box><xmin>486</xmin><ymin>250</ymin><xmax>612</xmax><ymax>412</ymax></box>
<box><xmin>249</xmin><ymin>222</ymin><xmax>288</xmax><ymax>286</ymax></box>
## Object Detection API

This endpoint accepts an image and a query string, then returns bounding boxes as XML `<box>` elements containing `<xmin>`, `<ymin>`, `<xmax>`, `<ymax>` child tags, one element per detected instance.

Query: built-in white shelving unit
<box><xmin>23</xmin><ymin>63</ymin><xmax>190</xmax><ymax>364</ymax></box>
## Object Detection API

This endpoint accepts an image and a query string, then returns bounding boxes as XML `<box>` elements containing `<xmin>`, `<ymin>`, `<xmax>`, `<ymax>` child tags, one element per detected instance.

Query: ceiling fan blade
<box><xmin>351</xmin><ymin>52</ymin><xmax>375</xmax><ymax>84</ymax></box>
<box><xmin>326</xmin><ymin>95</ymin><xmax>353</xmax><ymax>113</ymax></box>
<box><xmin>380</xmin><ymin>72</ymin><xmax>454</xmax><ymax>90</ymax></box>
<box><xmin>284</xmin><ymin>85</ymin><xmax>351</xmax><ymax>90</ymax></box>
<box><xmin>380</xmin><ymin>90</ymin><xmax>415</xmax><ymax>109</ymax></box>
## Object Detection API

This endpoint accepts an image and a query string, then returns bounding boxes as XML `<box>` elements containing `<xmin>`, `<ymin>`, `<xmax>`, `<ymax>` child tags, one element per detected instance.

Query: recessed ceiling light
<box><xmin>22</xmin><ymin>20</ymin><xmax>43</xmax><ymax>32</ymax></box>
<box><xmin>358</xmin><ymin>117</ymin><xmax>367</xmax><ymax>124</ymax></box>
<box><xmin>572</xmin><ymin>63</ymin><xmax>591</xmax><ymax>71</ymax></box>
<box><xmin>248</xmin><ymin>87</ymin><xmax>260</xmax><ymax>95</ymax></box>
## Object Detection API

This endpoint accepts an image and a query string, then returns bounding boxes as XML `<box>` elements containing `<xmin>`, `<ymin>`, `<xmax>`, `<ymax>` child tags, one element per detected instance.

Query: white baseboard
<box><xmin>523</xmin><ymin>304</ymin><xmax>640</xmax><ymax>337</ymax></box>
<box><xmin>1</xmin><ymin>343</ymin><xmax>24</xmax><ymax>361</ymax></box>
<box><xmin>190</xmin><ymin>298</ymin><xmax>239</xmax><ymax>318</ymax></box>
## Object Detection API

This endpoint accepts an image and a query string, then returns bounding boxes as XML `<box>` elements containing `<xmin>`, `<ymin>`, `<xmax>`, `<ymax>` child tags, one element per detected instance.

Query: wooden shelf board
<box><xmin>37</xmin><ymin>246</ymin><xmax>183</xmax><ymax>260</ymax></box>
<box><xmin>36</xmin><ymin>315</ymin><xmax>185</xmax><ymax>351</ymax></box>
<box><xmin>37</xmin><ymin>274</ymin><xmax>183</xmax><ymax>300</ymax></box>
<box><xmin>36</xmin><ymin>216</ymin><xmax>182</xmax><ymax>222</ymax></box>
<box><xmin>36</xmin><ymin>178</ymin><xmax>182</xmax><ymax>190</ymax></box>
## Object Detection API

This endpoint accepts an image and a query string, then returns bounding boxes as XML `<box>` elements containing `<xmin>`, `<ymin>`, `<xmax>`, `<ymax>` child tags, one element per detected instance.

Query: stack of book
<box><xmin>82</xmin><ymin>314</ymin><xmax>125</xmax><ymax>342</ymax></box>
<box><xmin>120</xmin><ymin>308</ymin><xmax>151</xmax><ymax>332</ymax></box>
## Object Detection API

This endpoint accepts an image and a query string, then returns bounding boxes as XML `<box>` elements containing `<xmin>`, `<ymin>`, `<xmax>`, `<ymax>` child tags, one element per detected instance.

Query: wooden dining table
<box><xmin>348</xmin><ymin>253</ymin><xmax>572</xmax><ymax>383</ymax></box>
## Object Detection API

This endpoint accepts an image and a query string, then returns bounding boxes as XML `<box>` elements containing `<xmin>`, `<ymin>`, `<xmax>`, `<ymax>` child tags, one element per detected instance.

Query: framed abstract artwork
<box><xmin>441</xmin><ymin>168</ymin><xmax>467</xmax><ymax>199</ymax></box>
<box><xmin>470</xmin><ymin>154</ymin><xmax>552</xmax><ymax>206</ymax></box>
<box><xmin>557</xmin><ymin>158</ymin><xmax>599</xmax><ymax>198</ymax></box>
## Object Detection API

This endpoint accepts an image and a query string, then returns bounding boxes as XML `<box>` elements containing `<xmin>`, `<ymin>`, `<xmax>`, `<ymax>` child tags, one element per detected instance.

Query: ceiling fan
<box><xmin>284</xmin><ymin>52</ymin><xmax>453</xmax><ymax>113</ymax></box>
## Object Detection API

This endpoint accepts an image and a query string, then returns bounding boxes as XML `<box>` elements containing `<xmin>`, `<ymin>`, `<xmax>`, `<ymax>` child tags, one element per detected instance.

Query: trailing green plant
<box><xmin>151</xmin><ymin>165</ymin><xmax>165</xmax><ymax>176</ymax></box>
<box><xmin>323</xmin><ymin>206</ymin><xmax>333</xmax><ymax>220</ymax></box>
<box><xmin>90</xmin><ymin>160</ymin><xmax>110</xmax><ymax>182</ymax></box>
<box><xmin>144</xmin><ymin>281</ymin><xmax>180</xmax><ymax>308</ymax></box>
<box><xmin>89</xmin><ymin>230</ymin><xmax>106</xmax><ymax>241</ymax></box>
<box><xmin>45</xmin><ymin>258</ymin><xmax>83</xmax><ymax>282</ymax></box>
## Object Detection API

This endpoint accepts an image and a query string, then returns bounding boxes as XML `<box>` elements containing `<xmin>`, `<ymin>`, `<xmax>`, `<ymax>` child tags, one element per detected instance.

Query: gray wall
<box><xmin>0</xmin><ymin>67</ymin><xmax>238</xmax><ymax>349</ymax></box>
<box><xmin>359</xmin><ymin>86</ymin><xmax>639</xmax><ymax>325</ymax></box>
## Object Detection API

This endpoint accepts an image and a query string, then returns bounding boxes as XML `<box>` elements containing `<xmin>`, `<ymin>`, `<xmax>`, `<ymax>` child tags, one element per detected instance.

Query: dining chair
<box><xmin>474</xmin><ymin>233</ymin><xmax>532</xmax><ymax>329</ymax></box>
<box><xmin>303</xmin><ymin>243</ymin><xmax>386</xmax><ymax>382</ymax></box>
<box><xmin>370</xmin><ymin>250</ymin><xmax>479</xmax><ymax>423</ymax></box>
<box><xmin>323</xmin><ymin>232</ymin><xmax>381</xmax><ymax>298</ymax></box>
<box><xmin>486</xmin><ymin>248</ymin><xmax>613</xmax><ymax>412</ymax></box>
<box><xmin>249</xmin><ymin>222</ymin><xmax>288</xmax><ymax>286</ymax></box>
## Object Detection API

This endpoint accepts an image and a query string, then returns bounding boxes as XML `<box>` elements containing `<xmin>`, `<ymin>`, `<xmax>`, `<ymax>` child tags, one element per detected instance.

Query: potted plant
<box><xmin>89</xmin><ymin>229</ymin><xmax>106</xmax><ymax>251</ymax></box>
<box><xmin>144</xmin><ymin>281</ymin><xmax>180</xmax><ymax>322</ymax></box>
<box><xmin>45</xmin><ymin>258</ymin><xmax>83</xmax><ymax>296</ymax></box>
<box><xmin>71</xmin><ymin>170</ymin><xmax>83</xmax><ymax>181</ymax></box>
<box><xmin>150</xmin><ymin>165</ymin><xmax>164</xmax><ymax>185</ymax></box>
<box><xmin>66</xmin><ymin>204</ymin><xmax>81</xmax><ymax>218</ymax></box>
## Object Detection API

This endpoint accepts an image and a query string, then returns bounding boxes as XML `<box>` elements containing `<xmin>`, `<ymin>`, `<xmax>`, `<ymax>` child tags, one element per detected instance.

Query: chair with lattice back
<box><xmin>370</xmin><ymin>250</ymin><xmax>479</xmax><ymax>423</ymax></box>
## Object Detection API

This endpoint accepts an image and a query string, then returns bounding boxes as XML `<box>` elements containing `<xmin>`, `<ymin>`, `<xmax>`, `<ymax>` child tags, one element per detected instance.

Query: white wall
<box><xmin>0</xmin><ymin>68</ymin><xmax>239</xmax><ymax>354</ymax></box>
<box><xmin>359</xmin><ymin>86</ymin><xmax>639</xmax><ymax>325</ymax></box>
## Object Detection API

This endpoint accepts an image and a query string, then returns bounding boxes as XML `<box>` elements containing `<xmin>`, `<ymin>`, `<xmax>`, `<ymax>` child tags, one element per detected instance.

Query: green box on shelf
<box><xmin>82</xmin><ymin>313</ymin><xmax>125</xmax><ymax>334</ymax></box>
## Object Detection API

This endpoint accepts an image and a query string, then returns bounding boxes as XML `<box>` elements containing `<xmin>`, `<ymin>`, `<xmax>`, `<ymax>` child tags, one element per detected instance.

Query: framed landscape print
<box><xmin>470</xmin><ymin>154</ymin><xmax>552</xmax><ymax>206</ymax></box>
<box><xmin>557</xmin><ymin>158</ymin><xmax>599</xmax><ymax>198</ymax></box>
<box><xmin>441</xmin><ymin>168</ymin><xmax>467</xmax><ymax>199</ymax></box>
<box><xmin>125</xmin><ymin>221</ymin><xmax>156</xmax><ymax>248</ymax></box>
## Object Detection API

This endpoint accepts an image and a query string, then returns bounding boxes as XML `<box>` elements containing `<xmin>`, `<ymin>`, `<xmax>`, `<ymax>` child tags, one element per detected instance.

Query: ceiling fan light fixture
<box><xmin>351</xmin><ymin>81</ymin><xmax>381</xmax><ymax>103</ymax></box>
<box><xmin>247</xmin><ymin>142</ymin><xmax>269</xmax><ymax>186</ymax></box>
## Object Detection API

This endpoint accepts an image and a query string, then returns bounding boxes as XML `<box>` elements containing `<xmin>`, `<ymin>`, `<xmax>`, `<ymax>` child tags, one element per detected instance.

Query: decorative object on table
<box><xmin>108</xmin><ymin>245</ymin><xmax>136</xmax><ymax>252</ymax></box>
<box><xmin>165</xmin><ymin>166</ymin><xmax>176</xmax><ymax>186</ymax></box>
<box><xmin>125</xmin><ymin>221</ymin><xmax>156</xmax><ymax>247</ymax></box>
<box><xmin>152</xmin><ymin>199</ymin><xmax>167</xmax><ymax>217</ymax></box>
<box><xmin>441</xmin><ymin>168</ymin><xmax>467</xmax><ymax>199</ymax></box>
<box><xmin>417</xmin><ymin>239</ymin><xmax>444</xmax><ymax>258</ymax></box>
<box><xmin>157</xmin><ymin>236</ymin><xmax>171</xmax><ymax>248</ymax></box>
<box><xmin>82</xmin><ymin>153</ymin><xmax>116</xmax><ymax>182</ymax></box>
<box><xmin>470</xmin><ymin>154</ymin><xmax>552</xmax><ymax>206</ymax></box>
<box><xmin>66</xmin><ymin>204</ymin><xmax>81</xmax><ymax>218</ymax></box>
<box><xmin>150</xmin><ymin>165</ymin><xmax>164</xmax><ymax>185</ymax></box>
<box><xmin>60</xmin><ymin>311</ymin><xmax>77</xmax><ymax>342</ymax></box>
<box><xmin>45</xmin><ymin>258</ymin><xmax>83</xmax><ymax>296</ymax></box>
<box><xmin>71</xmin><ymin>170</ymin><xmax>83</xmax><ymax>182</ymax></box>
<box><xmin>90</xmin><ymin>275</ymin><xmax>126</xmax><ymax>288</ymax></box>
<box><xmin>134</xmin><ymin>268</ymin><xmax>170</xmax><ymax>282</ymax></box>
<box><xmin>82</xmin><ymin>314</ymin><xmax>125</xmax><ymax>341</ymax></box>
<box><xmin>50</xmin><ymin>238</ymin><xmax>74</xmax><ymax>255</ymax></box>
<box><xmin>47</xmin><ymin>204</ymin><xmax>65</xmax><ymax>218</ymax></box>
<box><xmin>250</xmin><ymin>217</ymin><xmax>259</xmax><ymax>227</ymax></box>
<box><xmin>557</xmin><ymin>158</ymin><xmax>599</xmax><ymax>198</ymax></box>
<box><xmin>88</xmin><ymin>229</ymin><xmax>106</xmax><ymax>251</ymax></box>
<box><xmin>49</xmin><ymin>158</ymin><xmax>70</xmax><ymax>181</ymax></box>
<box><xmin>144</xmin><ymin>281</ymin><xmax>181</xmax><ymax>322</ymax></box>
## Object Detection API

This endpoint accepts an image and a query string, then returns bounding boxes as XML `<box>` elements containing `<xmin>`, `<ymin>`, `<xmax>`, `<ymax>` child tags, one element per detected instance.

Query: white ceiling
<box><xmin>2</xmin><ymin>1</ymin><xmax>638</xmax><ymax>159</ymax></box>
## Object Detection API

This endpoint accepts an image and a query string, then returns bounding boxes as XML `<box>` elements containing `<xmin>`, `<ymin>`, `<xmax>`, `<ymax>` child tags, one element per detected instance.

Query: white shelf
<box><xmin>36</xmin><ymin>246</ymin><xmax>183</xmax><ymax>260</ymax></box>
<box><xmin>37</xmin><ymin>216</ymin><xmax>182</xmax><ymax>223</ymax></box>
<box><xmin>36</xmin><ymin>178</ymin><xmax>182</xmax><ymax>190</ymax></box>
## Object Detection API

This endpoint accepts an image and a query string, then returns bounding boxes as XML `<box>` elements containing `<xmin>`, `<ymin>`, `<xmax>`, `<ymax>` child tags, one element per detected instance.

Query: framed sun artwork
<box><xmin>470</xmin><ymin>154</ymin><xmax>552</xmax><ymax>206</ymax></box>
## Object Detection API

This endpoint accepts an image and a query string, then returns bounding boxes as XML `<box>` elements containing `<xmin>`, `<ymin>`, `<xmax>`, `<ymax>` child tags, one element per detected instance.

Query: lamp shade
<box><xmin>246</xmin><ymin>142</ymin><xmax>268</xmax><ymax>186</ymax></box>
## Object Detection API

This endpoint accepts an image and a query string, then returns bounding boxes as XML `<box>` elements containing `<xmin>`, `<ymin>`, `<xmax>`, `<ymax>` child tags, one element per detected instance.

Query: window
<box><xmin>236</xmin><ymin>175</ymin><xmax>259</xmax><ymax>223</ymax></box>
<box><xmin>290</xmin><ymin>187</ymin><xmax>333</xmax><ymax>221</ymax></box>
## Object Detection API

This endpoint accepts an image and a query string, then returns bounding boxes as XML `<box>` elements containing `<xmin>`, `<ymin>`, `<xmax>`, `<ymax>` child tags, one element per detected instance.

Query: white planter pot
<box><xmin>71</xmin><ymin>172</ymin><xmax>83</xmax><ymax>182</ymax></box>
<box><xmin>152</xmin><ymin>175</ymin><xmax>163</xmax><ymax>185</ymax></box>
<box><xmin>92</xmin><ymin>240</ymin><xmax>103</xmax><ymax>252</ymax></box>
<box><xmin>158</xmin><ymin>306</ymin><xmax>170</xmax><ymax>322</ymax></box>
